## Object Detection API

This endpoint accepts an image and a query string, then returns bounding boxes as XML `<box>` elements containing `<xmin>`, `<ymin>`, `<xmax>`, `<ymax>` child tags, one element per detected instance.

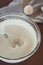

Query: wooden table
<box><xmin>0</xmin><ymin>0</ymin><xmax>43</xmax><ymax>65</ymax></box>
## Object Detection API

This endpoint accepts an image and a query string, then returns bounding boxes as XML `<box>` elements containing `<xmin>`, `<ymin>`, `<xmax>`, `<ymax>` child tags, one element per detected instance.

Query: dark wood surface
<box><xmin>0</xmin><ymin>0</ymin><xmax>43</xmax><ymax>65</ymax></box>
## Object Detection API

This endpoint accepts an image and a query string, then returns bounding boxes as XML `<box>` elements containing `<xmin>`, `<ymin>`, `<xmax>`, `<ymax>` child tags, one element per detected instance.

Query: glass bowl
<box><xmin>0</xmin><ymin>13</ymin><xmax>41</xmax><ymax>63</ymax></box>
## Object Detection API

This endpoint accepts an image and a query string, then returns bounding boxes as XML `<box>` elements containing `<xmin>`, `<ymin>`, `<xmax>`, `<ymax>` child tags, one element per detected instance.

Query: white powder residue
<box><xmin>0</xmin><ymin>19</ymin><xmax>37</xmax><ymax>59</ymax></box>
